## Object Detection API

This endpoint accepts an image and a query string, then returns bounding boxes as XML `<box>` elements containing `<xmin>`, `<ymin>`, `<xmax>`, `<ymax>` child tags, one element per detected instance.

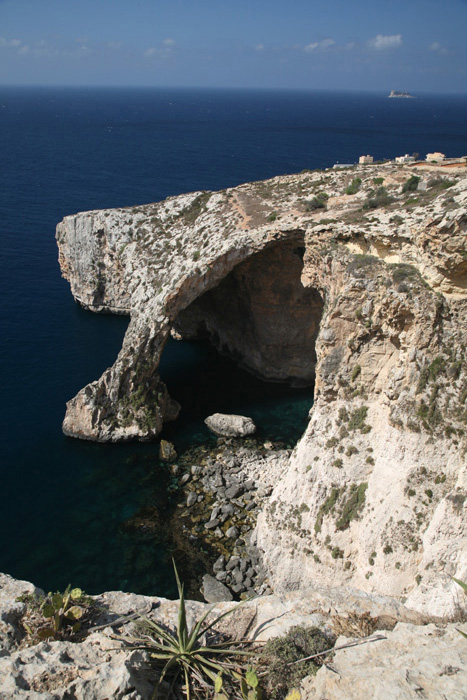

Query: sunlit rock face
<box><xmin>57</xmin><ymin>164</ymin><xmax>467</xmax><ymax>615</ymax></box>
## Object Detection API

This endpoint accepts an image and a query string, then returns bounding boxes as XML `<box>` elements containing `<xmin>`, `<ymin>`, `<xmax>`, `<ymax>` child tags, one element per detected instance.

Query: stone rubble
<box><xmin>175</xmin><ymin>438</ymin><xmax>289</xmax><ymax>600</ymax></box>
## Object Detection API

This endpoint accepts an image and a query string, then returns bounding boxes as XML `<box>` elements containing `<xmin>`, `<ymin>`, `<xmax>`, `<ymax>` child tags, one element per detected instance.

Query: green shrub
<box><xmin>428</xmin><ymin>356</ymin><xmax>446</xmax><ymax>381</ymax></box>
<box><xmin>348</xmin><ymin>406</ymin><xmax>368</xmax><ymax>431</ymax></box>
<box><xmin>346</xmin><ymin>254</ymin><xmax>380</xmax><ymax>278</ymax></box>
<box><xmin>261</xmin><ymin>626</ymin><xmax>334</xmax><ymax>699</ymax></box>
<box><xmin>428</xmin><ymin>178</ymin><xmax>455</xmax><ymax>190</ymax></box>
<box><xmin>390</xmin><ymin>263</ymin><xmax>422</xmax><ymax>284</ymax></box>
<box><xmin>402</xmin><ymin>175</ymin><xmax>420</xmax><ymax>193</ymax></box>
<box><xmin>338</xmin><ymin>407</ymin><xmax>349</xmax><ymax>423</ymax></box>
<box><xmin>336</xmin><ymin>483</ymin><xmax>368</xmax><ymax>530</ymax></box>
<box><xmin>345</xmin><ymin>177</ymin><xmax>362</xmax><ymax>195</ymax></box>
<box><xmin>305</xmin><ymin>192</ymin><xmax>329</xmax><ymax>211</ymax></box>
<box><xmin>315</xmin><ymin>487</ymin><xmax>340</xmax><ymax>533</ymax></box>
<box><xmin>362</xmin><ymin>186</ymin><xmax>394</xmax><ymax>210</ymax></box>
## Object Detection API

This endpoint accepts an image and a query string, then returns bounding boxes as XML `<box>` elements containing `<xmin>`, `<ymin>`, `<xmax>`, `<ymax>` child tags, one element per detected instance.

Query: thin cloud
<box><xmin>0</xmin><ymin>36</ymin><xmax>58</xmax><ymax>56</ymax></box>
<box><xmin>255</xmin><ymin>44</ymin><xmax>264</xmax><ymax>51</ymax></box>
<box><xmin>144</xmin><ymin>39</ymin><xmax>176</xmax><ymax>59</ymax></box>
<box><xmin>304</xmin><ymin>38</ymin><xmax>335</xmax><ymax>52</ymax></box>
<box><xmin>0</xmin><ymin>37</ymin><xmax>22</xmax><ymax>48</ymax></box>
<box><xmin>368</xmin><ymin>34</ymin><xmax>402</xmax><ymax>50</ymax></box>
<box><xmin>429</xmin><ymin>41</ymin><xmax>448</xmax><ymax>54</ymax></box>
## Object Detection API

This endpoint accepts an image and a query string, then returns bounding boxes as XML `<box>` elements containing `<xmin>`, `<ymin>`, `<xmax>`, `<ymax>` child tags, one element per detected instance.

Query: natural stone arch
<box><xmin>171</xmin><ymin>238</ymin><xmax>324</xmax><ymax>387</ymax></box>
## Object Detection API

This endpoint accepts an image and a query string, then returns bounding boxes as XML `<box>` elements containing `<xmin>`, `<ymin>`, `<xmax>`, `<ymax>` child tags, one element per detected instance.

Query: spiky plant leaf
<box><xmin>173</xmin><ymin>560</ymin><xmax>189</xmax><ymax>652</ymax></box>
<box><xmin>452</xmin><ymin>577</ymin><xmax>467</xmax><ymax>595</ymax></box>
<box><xmin>214</xmin><ymin>674</ymin><xmax>223</xmax><ymax>692</ymax></box>
<box><xmin>192</xmin><ymin>597</ymin><xmax>254</xmax><ymax>645</ymax></box>
<box><xmin>456</xmin><ymin>628</ymin><xmax>467</xmax><ymax>639</ymax></box>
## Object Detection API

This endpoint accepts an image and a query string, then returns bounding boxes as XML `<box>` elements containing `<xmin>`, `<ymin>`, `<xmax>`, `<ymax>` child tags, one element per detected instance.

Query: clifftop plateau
<box><xmin>56</xmin><ymin>163</ymin><xmax>467</xmax><ymax>616</ymax></box>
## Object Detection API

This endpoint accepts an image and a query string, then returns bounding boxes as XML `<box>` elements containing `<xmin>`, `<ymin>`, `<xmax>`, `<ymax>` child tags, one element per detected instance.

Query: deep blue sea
<box><xmin>1</xmin><ymin>87</ymin><xmax>466</xmax><ymax>597</ymax></box>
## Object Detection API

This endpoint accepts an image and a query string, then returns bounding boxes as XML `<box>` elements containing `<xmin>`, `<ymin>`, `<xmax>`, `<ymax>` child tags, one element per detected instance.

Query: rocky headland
<box><xmin>55</xmin><ymin>162</ymin><xmax>467</xmax><ymax>617</ymax></box>
<box><xmin>3</xmin><ymin>164</ymin><xmax>466</xmax><ymax>697</ymax></box>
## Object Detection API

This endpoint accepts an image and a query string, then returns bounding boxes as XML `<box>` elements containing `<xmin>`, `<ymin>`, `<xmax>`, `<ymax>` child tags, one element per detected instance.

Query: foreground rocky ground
<box><xmin>1</xmin><ymin>572</ymin><xmax>466</xmax><ymax>699</ymax></box>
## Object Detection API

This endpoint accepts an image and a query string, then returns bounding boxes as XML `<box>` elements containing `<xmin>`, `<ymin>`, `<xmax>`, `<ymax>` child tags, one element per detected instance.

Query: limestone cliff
<box><xmin>57</xmin><ymin>164</ymin><xmax>467</xmax><ymax>615</ymax></box>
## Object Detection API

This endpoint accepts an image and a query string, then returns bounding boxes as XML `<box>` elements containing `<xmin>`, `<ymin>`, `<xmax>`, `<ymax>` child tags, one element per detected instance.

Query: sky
<box><xmin>0</xmin><ymin>0</ymin><xmax>466</xmax><ymax>92</ymax></box>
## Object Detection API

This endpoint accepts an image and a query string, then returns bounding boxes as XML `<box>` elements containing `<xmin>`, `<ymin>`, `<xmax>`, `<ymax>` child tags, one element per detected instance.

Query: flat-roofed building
<box><xmin>426</xmin><ymin>152</ymin><xmax>446</xmax><ymax>162</ymax></box>
<box><xmin>359</xmin><ymin>155</ymin><xmax>374</xmax><ymax>164</ymax></box>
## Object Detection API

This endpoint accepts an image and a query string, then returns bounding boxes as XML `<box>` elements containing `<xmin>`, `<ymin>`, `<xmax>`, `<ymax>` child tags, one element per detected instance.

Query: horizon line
<box><xmin>0</xmin><ymin>83</ymin><xmax>466</xmax><ymax>97</ymax></box>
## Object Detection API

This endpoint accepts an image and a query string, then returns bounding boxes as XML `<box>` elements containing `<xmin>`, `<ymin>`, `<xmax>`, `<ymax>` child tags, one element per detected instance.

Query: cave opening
<box><xmin>159</xmin><ymin>239</ymin><xmax>324</xmax><ymax>447</ymax></box>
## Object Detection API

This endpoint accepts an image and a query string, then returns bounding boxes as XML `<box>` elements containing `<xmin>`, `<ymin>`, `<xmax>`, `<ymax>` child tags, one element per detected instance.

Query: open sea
<box><xmin>1</xmin><ymin>87</ymin><xmax>467</xmax><ymax>597</ymax></box>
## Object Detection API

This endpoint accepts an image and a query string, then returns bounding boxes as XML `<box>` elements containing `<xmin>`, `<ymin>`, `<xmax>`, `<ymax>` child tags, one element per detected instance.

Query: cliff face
<box><xmin>57</xmin><ymin>164</ymin><xmax>467</xmax><ymax>615</ymax></box>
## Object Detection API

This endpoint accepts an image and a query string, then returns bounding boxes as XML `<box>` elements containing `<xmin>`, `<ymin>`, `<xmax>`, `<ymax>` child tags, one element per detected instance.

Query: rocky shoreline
<box><xmin>175</xmin><ymin>436</ymin><xmax>290</xmax><ymax>600</ymax></box>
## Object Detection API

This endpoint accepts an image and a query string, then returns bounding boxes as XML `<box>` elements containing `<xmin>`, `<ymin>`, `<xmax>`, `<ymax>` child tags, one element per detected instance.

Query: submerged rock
<box><xmin>205</xmin><ymin>413</ymin><xmax>256</xmax><ymax>438</ymax></box>
<box><xmin>159</xmin><ymin>439</ymin><xmax>177</xmax><ymax>462</ymax></box>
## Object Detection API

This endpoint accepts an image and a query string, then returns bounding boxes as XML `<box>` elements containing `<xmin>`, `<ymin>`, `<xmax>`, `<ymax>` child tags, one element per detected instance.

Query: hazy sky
<box><xmin>1</xmin><ymin>0</ymin><xmax>466</xmax><ymax>92</ymax></box>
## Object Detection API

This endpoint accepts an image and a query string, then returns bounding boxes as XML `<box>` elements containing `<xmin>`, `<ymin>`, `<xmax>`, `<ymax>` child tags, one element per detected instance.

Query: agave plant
<box><xmin>452</xmin><ymin>577</ymin><xmax>467</xmax><ymax>639</ymax></box>
<box><xmin>119</xmin><ymin>562</ymin><xmax>257</xmax><ymax>699</ymax></box>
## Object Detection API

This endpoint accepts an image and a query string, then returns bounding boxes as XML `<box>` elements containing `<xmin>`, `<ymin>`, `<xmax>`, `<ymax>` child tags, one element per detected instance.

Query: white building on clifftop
<box><xmin>426</xmin><ymin>152</ymin><xmax>445</xmax><ymax>162</ymax></box>
<box><xmin>359</xmin><ymin>155</ymin><xmax>374</xmax><ymax>164</ymax></box>
<box><xmin>395</xmin><ymin>154</ymin><xmax>416</xmax><ymax>164</ymax></box>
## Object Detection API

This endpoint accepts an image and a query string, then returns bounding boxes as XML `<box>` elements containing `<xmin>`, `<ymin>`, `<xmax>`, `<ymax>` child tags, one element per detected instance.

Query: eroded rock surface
<box><xmin>2</xmin><ymin>573</ymin><xmax>465</xmax><ymax>699</ymax></box>
<box><xmin>56</xmin><ymin>164</ymin><xmax>467</xmax><ymax>614</ymax></box>
<box><xmin>302</xmin><ymin>622</ymin><xmax>467</xmax><ymax>700</ymax></box>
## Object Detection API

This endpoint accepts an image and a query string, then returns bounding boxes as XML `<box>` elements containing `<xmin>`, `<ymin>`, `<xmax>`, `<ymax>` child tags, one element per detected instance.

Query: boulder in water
<box><xmin>204</xmin><ymin>413</ymin><xmax>256</xmax><ymax>437</ymax></box>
